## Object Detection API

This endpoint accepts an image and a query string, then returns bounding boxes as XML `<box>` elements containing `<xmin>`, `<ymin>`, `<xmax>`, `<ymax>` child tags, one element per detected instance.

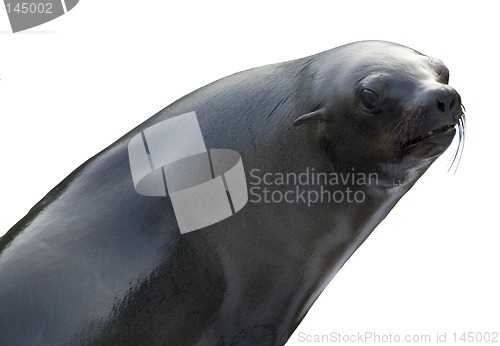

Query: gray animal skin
<box><xmin>0</xmin><ymin>41</ymin><xmax>464</xmax><ymax>346</ymax></box>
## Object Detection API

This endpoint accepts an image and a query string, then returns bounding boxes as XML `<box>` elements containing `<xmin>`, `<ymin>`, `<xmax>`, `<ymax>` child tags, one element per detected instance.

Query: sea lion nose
<box><xmin>432</xmin><ymin>85</ymin><xmax>461</xmax><ymax>123</ymax></box>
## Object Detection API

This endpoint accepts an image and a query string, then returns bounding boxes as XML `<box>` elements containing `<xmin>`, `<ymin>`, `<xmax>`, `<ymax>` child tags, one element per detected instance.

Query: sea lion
<box><xmin>0</xmin><ymin>41</ymin><xmax>464</xmax><ymax>345</ymax></box>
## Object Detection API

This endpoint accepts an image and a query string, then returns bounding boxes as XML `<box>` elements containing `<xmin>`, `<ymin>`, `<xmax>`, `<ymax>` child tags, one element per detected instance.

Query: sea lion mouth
<box><xmin>396</xmin><ymin>106</ymin><xmax>466</xmax><ymax>171</ymax></box>
<box><xmin>398</xmin><ymin>122</ymin><xmax>459</xmax><ymax>161</ymax></box>
<box><xmin>405</xmin><ymin>124</ymin><xmax>456</xmax><ymax>147</ymax></box>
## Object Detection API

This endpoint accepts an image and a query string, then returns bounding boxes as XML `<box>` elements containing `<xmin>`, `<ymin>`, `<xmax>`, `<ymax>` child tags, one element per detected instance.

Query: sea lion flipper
<box><xmin>293</xmin><ymin>109</ymin><xmax>327</xmax><ymax>126</ymax></box>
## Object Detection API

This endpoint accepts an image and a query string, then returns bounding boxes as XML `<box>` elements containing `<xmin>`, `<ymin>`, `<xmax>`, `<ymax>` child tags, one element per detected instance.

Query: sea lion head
<box><xmin>294</xmin><ymin>41</ymin><xmax>465</xmax><ymax>187</ymax></box>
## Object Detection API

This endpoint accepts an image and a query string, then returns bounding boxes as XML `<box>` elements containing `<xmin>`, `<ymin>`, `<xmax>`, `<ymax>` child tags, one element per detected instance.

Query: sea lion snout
<box><xmin>397</xmin><ymin>81</ymin><xmax>464</xmax><ymax>162</ymax></box>
<box><xmin>424</xmin><ymin>84</ymin><xmax>462</xmax><ymax>125</ymax></box>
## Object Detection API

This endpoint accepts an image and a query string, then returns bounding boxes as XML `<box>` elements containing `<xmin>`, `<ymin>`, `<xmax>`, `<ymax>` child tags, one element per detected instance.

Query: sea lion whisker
<box><xmin>447</xmin><ymin>107</ymin><xmax>466</xmax><ymax>174</ymax></box>
<box><xmin>394</xmin><ymin>118</ymin><xmax>409</xmax><ymax>140</ymax></box>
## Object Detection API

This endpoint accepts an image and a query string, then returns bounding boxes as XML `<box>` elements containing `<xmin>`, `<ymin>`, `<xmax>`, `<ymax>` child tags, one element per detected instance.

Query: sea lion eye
<box><xmin>361</xmin><ymin>88</ymin><xmax>379</xmax><ymax>111</ymax></box>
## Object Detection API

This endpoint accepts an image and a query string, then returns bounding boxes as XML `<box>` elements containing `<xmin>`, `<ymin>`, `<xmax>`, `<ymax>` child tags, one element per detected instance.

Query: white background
<box><xmin>0</xmin><ymin>1</ymin><xmax>498</xmax><ymax>345</ymax></box>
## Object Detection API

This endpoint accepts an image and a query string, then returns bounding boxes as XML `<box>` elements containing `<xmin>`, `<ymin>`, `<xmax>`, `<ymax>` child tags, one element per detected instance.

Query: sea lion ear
<box><xmin>293</xmin><ymin>109</ymin><xmax>327</xmax><ymax>127</ymax></box>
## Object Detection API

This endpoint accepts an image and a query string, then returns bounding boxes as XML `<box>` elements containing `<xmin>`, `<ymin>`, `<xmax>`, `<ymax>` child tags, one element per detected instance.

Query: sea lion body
<box><xmin>0</xmin><ymin>41</ymin><xmax>463</xmax><ymax>345</ymax></box>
